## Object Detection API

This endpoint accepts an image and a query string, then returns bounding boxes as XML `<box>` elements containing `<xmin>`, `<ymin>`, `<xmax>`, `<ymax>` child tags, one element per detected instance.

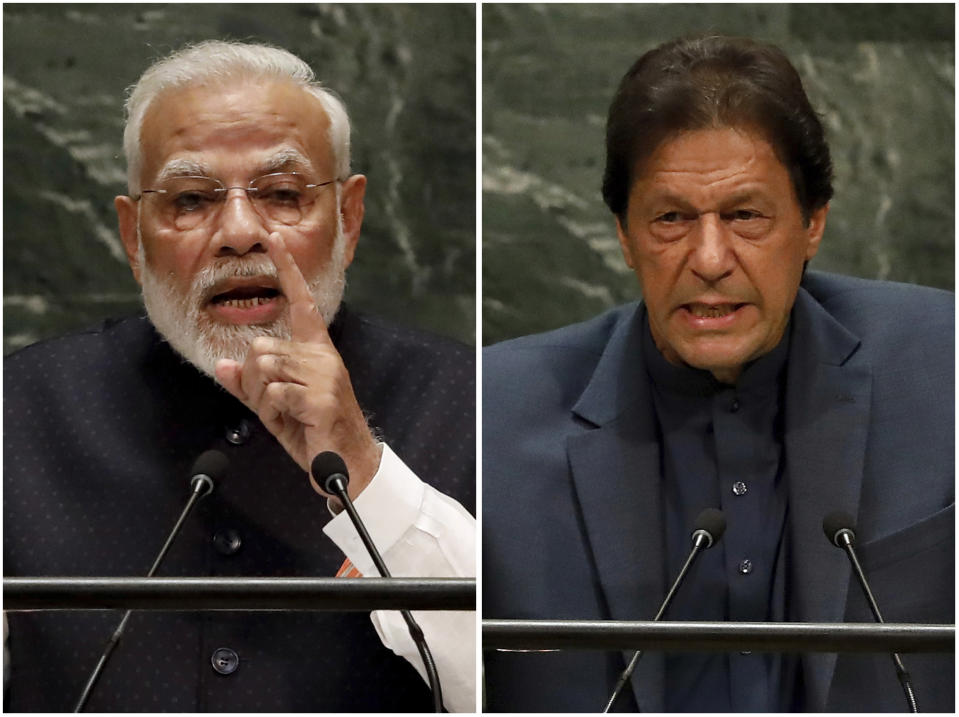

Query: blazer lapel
<box><xmin>784</xmin><ymin>288</ymin><xmax>872</xmax><ymax>710</ymax></box>
<box><xmin>567</xmin><ymin>304</ymin><xmax>667</xmax><ymax>712</ymax></box>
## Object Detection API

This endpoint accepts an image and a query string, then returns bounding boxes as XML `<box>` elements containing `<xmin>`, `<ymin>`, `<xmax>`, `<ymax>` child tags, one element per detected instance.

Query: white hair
<box><xmin>123</xmin><ymin>40</ymin><xmax>351</xmax><ymax>195</ymax></box>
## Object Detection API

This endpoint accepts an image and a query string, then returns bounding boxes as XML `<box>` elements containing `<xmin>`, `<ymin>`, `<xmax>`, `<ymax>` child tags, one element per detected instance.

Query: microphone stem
<box><xmin>148</xmin><ymin>485</ymin><xmax>206</xmax><ymax>578</ymax></box>
<box><xmin>841</xmin><ymin>542</ymin><xmax>919</xmax><ymax>713</ymax></box>
<box><xmin>333</xmin><ymin>483</ymin><xmax>392</xmax><ymax>579</ymax></box>
<box><xmin>329</xmin><ymin>479</ymin><xmax>444</xmax><ymax>713</ymax></box>
<box><xmin>840</xmin><ymin>542</ymin><xmax>883</xmax><ymax>623</ymax></box>
<box><xmin>604</xmin><ymin>543</ymin><xmax>703</xmax><ymax>713</ymax></box>
<box><xmin>655</xmin><ymin>542</ymin><xmax>702</xmax><ymax>621</ymax></box>
<box><xmin>74</xmin><ymin>481</ymin><xmax>208</xmax><ymax>712</ymax></box>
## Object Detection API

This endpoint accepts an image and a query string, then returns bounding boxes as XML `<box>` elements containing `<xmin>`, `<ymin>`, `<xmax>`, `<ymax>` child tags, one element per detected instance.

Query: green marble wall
<box><xmin>4</xmin><ymin>3</ymin><xmax>476</xmax><ymax>354</ymax></box>
<box><xmin>483</xmin><ymin>3</ymin><xmax>955</xmax><ymax>344</ymax></box>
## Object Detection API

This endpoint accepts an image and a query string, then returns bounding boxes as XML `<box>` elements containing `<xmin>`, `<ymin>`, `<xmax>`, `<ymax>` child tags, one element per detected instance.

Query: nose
<box><xmin>210</xmin><ymin>188</ymin><xmax>268</xmax><ymax>257</ymax></box>
<box><xmin>688</xmin><ymin>213</ymin><xmax>735</xmax><ymax>283</ymax></box>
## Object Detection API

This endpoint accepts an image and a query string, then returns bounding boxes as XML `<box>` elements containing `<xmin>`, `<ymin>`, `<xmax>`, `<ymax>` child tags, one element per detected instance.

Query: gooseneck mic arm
<box><xmin>823</xmin><ymin>511</ymin><xmax>919</xmax><ymax>713</ymax></box>
<box><xmin>74</xmin><ymin>450</ymin><xmax>229</xmax><ymax>712</ymax></box>
<box><xmin>603</xmin><ymin>508</ymin><xmax>727</xmax><ymax>713</ymax></box>
<box><xmin>311</xmin><ymin>451</ymin><xmax>444</xmax><ymax>713</ymax></box>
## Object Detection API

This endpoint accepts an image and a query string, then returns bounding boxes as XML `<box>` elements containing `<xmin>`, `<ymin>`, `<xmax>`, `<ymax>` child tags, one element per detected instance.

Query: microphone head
<box><xmin>311</xmin><ymin>451</ymin><xmax>350</xmax><ymax>494</ymax></box>
<box><xmin>691</xmin><ymin>508</ymin><xmax>726</xmax><ymax>548</ymax></box>
<box><xmin>191</xmin><ymin>449</ymin><xmax>229</xmax><ymax>481</ymax></box>
<box><xmin>189</xmin><ymin>449</ymin><xmax>228</xmax><ymax>497</ymax></box>
<box><xmin>823</xmin><ymin>511</ymin><xmax>856</xmax><ymax>547</ymax></box>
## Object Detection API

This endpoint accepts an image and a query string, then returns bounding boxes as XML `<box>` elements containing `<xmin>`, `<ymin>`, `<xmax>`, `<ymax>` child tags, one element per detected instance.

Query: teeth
<box><xmin>221</xmin><ymin>296</ymin><xmax>273</xmax><ymax>309</ymax></box>
<box><xmin>690</xmin><ymin>304</ymin><xmax>733</xmax><ymax>318</ymax></box>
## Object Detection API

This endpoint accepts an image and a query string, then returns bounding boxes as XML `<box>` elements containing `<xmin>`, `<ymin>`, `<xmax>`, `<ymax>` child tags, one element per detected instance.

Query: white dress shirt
<box><xmin>323</xmin><ymin>444</ymin><xmax>476</xmax><ymax>713</ymax></box>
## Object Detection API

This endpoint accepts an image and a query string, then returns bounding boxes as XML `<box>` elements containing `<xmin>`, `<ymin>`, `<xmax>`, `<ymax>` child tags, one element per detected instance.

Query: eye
<box><xmin>725</xmin><ymin>209</ymin><xmax>771</xmax><ymax>240</ymax></box>
<box><xmin>656</xmin><ymin>211</ymin><xmax>683</xmax><ymax>223</ymax></box>
<box><xmin>172</xmin><ymin>190</ymin><xmax>216</xmax><ymax>213</ymax></box>
<box><xmin>649</xmin><ymin>211</ymin><xmax>692</xmax><ymax>242</ymax></box>
<box><xmin>255</xmin><ymin>176</ymin><xmax>307</xmax><ymax>206</ymax></box>
<box><xmin>261</xmin><ymin>186</ymin><xmax>303</xmax><ymax>205</ymax></box>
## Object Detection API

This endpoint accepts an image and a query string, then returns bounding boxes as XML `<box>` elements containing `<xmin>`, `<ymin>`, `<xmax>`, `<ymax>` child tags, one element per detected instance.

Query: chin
<box><xmin>678</xmin><ymin>341</ymin><xmax>759</xmax><ymax>380</ymax></box>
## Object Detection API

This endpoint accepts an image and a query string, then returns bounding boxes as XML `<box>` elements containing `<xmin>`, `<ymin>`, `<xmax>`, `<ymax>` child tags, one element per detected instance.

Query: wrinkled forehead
<box><xmin>628</xmin><ymin>123</ymin><xmax>801</xmax><ymax>204</ymax></box>
<box><xmin>139</xmin><ymin>79</ymin><xmax>333</xmax><ymax>183</ymax></box>
<box><xmin>635</xmin><ymin>123</ymin><xmax>779</xmax><ymax>175</ymax></box>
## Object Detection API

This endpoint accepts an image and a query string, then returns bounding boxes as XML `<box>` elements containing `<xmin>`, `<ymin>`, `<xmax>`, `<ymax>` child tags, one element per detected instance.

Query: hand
<box><xmin>215</xmin><ymin>232</ymin><xmax>381</xmax><ymax>499</ymax></box>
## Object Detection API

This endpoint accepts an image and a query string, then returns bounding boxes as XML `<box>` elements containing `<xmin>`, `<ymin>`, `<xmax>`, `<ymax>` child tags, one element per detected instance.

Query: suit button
<box><xmin>738</xmin><ymin>559</ymin><xmax>753</xmax><ymax>575</ymax></box>
<box><xmin>729</xmin><ymin>398</ymin><xmax>740</xmax><ymax>413</ymax></box>
<box><xmin>225</xmin><ymin>421</ymin><xmax>251</xmax><ymax>445</ymax></box>
<box><xmin>213</xmin><ymin>529</ymin><xmax>242</xmax><ymax>556</ymax></box>
<box><xmin>732</xmin><ymin>481</ymin><xmax>748</xmax><ymax>496</ymax></box>
<box><xmin>211</xmin><ymin>647</ymin><xmax>239</xmax><ymax>675</ymax></box>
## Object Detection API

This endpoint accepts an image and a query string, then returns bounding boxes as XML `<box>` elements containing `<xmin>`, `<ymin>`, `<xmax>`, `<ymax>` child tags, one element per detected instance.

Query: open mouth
<box><xmin>683</xmin><ymin>303</ymin><xmax>747</xmax><ymax>319</ymax></box>
<box><xmin>208</xmin><ymin>286</ymin><xmax>282</xmax><ymax>309</ymax></box>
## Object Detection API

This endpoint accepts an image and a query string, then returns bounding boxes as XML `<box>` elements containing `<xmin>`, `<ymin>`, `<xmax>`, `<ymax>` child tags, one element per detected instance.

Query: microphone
<box><xmin>603</xmin><ymin>508</ymin><xmax>726</xmax><ymax>712</ymax></box>
<box><xmin>74</xmin><ymin>450</ymin><xmax>228</xmax><ymax>712</ymax></box>
<box><xmin>311</xmin><ymin>451</ymin><xmax>444</xmax><ymax>713</ymax></box>
<box><xmin>822</xmin><ymin>511</ymin><xmax>919</xmax><ymax>712</ymax></box>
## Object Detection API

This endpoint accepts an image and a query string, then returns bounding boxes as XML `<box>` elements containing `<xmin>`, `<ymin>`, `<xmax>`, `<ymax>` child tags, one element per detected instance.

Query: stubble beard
<box><xmin>138</xmin><ymin>223</ymin><xmax>348</xmax><ymax>378</ymax></box>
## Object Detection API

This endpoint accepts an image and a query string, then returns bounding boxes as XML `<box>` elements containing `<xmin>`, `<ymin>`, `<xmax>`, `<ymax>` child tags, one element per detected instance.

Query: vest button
<box><xmin>213</xmin><ymin>529</ymin><xmax>242</xmax><ymax>556</ymax></box>
<box><xmin>225</xmin><ymin>421</ymin><xmax>251</xmax><ymax>445</ymax></box>
<box><xmin>211</xmin><ymin>647</ymin><xmax>240</xmax><ymax>675</ymax></box>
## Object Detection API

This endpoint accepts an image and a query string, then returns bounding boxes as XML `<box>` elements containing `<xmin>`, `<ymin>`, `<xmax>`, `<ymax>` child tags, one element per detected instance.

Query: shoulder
<box><xmin>332</xmin><ymin>306</ymin><xmax>474</xmax><ymax>423</ymax></box>
<box><xmin>800</xmin><ymin>271</ymin><xmax>953</xmax><ymax>351</ymax></box>
<box><xmin>337</xmin><ymin>307</ymin><xmax>472</xmax><ymax>363</ymax></box>
<box><xmin>333</xmin><ymin>306</ymin><xmax>473</xmax><ymax>392</ymax></box>
<box><xmin>485</xmin><ymin>303</ymin><xmax>638</xmax><ymax>362</ymax></box>
<box><xmin>5</xmin><ymin>315</ymin><xmax>155</xmax><ymax>381</ymax></box>
<box><xmin>483</xmin><ymin>303</ymin><xmax>640</xmax><ymax>408</ymax></box>
<box><xmin>802</xmin><ymin>270</ymin><xmax>952</xmax><ymax>323</ymax></box>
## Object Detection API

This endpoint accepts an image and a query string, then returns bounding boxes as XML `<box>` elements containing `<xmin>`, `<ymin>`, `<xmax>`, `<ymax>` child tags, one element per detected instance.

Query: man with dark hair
<box><xmin>602</xmin><ymin>36</ymin><xmax>833</xmax><ymax>223</ymax></box>
<box><xmin>483</xmin><ymin>35</ymin><xmax>953</xmax><ymax>712</ymax></box>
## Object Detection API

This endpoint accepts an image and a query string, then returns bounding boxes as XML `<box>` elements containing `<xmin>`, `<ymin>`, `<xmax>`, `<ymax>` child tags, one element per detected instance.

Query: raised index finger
<box><xmin>267</xmin><ymin>232</ymin><xmax>330</xmax><ymax>344</ymax></box>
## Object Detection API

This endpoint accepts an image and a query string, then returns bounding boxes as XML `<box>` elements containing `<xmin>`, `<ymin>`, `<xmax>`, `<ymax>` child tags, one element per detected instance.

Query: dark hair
<box><xmin>602</xmin><ymin>35</ymin><xmax>833</xmax><ymax>224</ymax></box>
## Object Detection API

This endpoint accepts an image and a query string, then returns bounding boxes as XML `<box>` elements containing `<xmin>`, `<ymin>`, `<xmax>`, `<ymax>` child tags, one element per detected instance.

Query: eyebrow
<box><xmin>256</xmin><ymin>148</ymin><xmax>315</xmax><ymax>176</ymax></box>
<box><xmin>155</xmin><ymin>158</ymin><xmax>213</xmax><ymax>183</ymax></box>
<box><xmin>644</xmin><ymin>188</ymin><xmax>772</xmax><ymax>213</ymax></box>
<box><xmin>153</xmin><ymin>149</ymin><xmax>316</xmax><ymax>184</ymax></box>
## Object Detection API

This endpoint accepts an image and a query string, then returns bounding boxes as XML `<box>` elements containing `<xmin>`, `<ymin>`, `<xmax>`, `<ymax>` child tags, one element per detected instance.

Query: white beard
<box><xmin>138</xmin><ymin>226</ymin><xmax>348</xmax><ymax>378</ymax></box>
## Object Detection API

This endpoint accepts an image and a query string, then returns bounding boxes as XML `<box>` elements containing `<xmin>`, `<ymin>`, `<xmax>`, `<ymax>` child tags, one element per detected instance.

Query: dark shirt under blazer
<box><xmin>482</xmin><ymin>271</ymin><xmax>954</xmax><ymax>712</ymax></box>
<box><xmin>4</xmin><ymin>305</ymin><xmax>475</xmax><ymax>712</ymax></box>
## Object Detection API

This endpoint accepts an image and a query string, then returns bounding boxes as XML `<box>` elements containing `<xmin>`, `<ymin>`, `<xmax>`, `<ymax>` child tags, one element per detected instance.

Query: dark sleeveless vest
<box><xmin>4</xmin><ymin>306</ymin><xmax>475</xmax><ymax>712</ymax></box>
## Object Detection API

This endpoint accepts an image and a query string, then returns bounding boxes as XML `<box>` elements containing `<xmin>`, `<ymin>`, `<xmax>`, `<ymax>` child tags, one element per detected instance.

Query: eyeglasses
<box><xmin>137</xmin><ymin>172</ymin><xmax>337</xmax><ymax>230</ymax></box>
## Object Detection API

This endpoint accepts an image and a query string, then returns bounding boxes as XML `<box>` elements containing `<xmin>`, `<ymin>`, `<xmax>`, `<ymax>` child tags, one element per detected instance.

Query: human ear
<box><xmin>615</xmin><ymin>215</ymin><xmax>636</xmax><ymax>269</ymax></box>
<box><xmin>338</xmin><ymin>174</ymin><xmax>367</xmax><ymax>267</ymax></box>
<box><xmin>115</xmin><ymin>195</ymin><xmax>142</xmax><ymax>285</ymax></box>
<box><xmin>804</xmin><ymin>202</ymin><xmax>829</xmax><ymax>260</ymax></box>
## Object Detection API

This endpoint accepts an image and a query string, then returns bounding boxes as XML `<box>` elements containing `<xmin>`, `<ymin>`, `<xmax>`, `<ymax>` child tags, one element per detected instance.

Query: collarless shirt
<box><xmin>644</xmin><ymin>319</ymin><xmax>795</xmax><ymax>712</ymax></box>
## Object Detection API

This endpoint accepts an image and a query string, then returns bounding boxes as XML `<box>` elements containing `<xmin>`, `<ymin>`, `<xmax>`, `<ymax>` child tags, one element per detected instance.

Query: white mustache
<box><xmin>193</xmin><ymin>258</ymin><xmax>279</xmax><ymax>300</ymax></box>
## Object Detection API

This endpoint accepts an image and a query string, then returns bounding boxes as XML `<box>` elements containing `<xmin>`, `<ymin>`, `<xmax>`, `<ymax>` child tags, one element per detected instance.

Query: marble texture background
<box><xmin>4</xmin><ymin>3</ymin><xmax>476</xmax><ymax>354</ymax></box>
<box><xmin>483</xmin><ymin>3</ymin><xmax>955</xmax><ymax>345</ymax></box>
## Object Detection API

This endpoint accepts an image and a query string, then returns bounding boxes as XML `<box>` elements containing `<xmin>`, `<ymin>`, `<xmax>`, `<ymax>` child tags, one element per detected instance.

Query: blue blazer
<box><xmin>482</xmin><ymin>271</ymin><xmax>954</xmax><ymax>712</ymax></box>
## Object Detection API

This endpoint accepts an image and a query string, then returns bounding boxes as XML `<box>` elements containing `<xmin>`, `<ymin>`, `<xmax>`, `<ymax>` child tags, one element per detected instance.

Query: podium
<box><xmin>482</xmin><ymin>618</ymin><xmax>954</xmax><ymax>653</ymax></box>
<box><xmin>4</xmin><ymin>576</ymin><xmax>475</xmax><ymax>612</ymax></box>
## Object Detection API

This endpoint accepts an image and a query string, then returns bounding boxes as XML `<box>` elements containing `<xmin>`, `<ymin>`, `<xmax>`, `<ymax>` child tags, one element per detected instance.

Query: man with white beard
<box><xmin>4</xmin><ymin>41</ymin><xmax>475</xmax><ymax>713</ymax></box>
